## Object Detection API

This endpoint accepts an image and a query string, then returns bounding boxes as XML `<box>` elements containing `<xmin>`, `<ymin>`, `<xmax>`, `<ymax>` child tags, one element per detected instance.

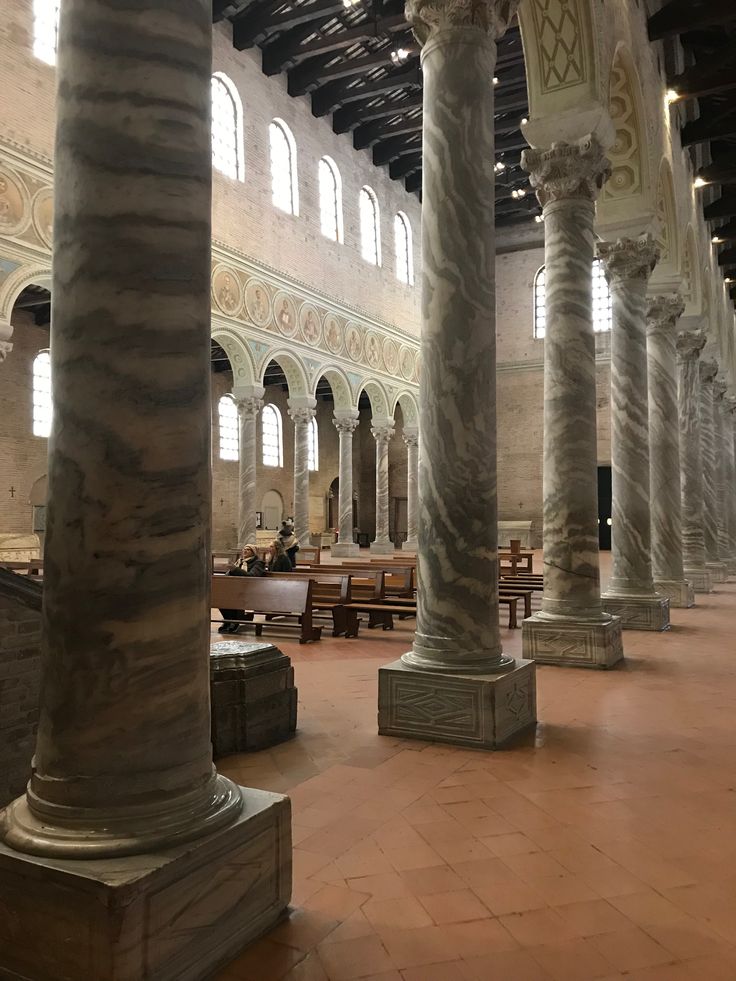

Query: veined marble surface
<box><xmin>403</xmin><ymin>429</ymin><xmax>419</xmax><ymax>550</ymax></box>
<box><xmin>371</xmin><ymin>420</ymin><xmax>394</xmax><ymax>552</ymax></box>
<box><xmin>698</xmin><ymin>359</ymin><xmax>724</xmax><ymax>574</ymax></box>
<box><xmin>332</xmin><ymin>412</ymin><xmax>359</xmax><ymax>556</ymax></box>
<box><xmin>237</xmin><ymin>395</ymin><xmax>263</xmax><ymax>548</ymax></box>
<box><xmin>288</xmin><ymin>403</ymin><xmax>315</xmax><ymax>546</ymax></box>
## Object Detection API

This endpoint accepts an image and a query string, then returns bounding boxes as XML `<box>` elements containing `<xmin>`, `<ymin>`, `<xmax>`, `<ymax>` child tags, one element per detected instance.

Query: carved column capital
<box><xmin>699</xmin><ymin>358</ymin><xmax>719</xmax><ymax>385</ymax></box>
<box><xmin>597</xmin><ymin>235</ymin><xmax>659</xmax><ymax>287</ymax></box>
<box><xmin>407</xmin><ymin>0</ymin><xmax>520</xmax><ymax>45</ymax></box>
<box><xmin>402</xmin><ymin>430</ymin><xmax>419</xmax><ymax>448</ymax></box>
<box><xmin>371</xmin><ymin>422</ymin><xmax>395</xmax><ymax>445</ymax></box>
<box><xmin>676</xmin><ymin>329</ymin><xmax>706</xmax><ymax>363</ymax></box>
<box><xmin>234</xmin><ymin>395</ymin><xmax>263</xmax><ymax>419</ymax></box>
<box><xmin>288</xmin><ymin>406</ymin><xmax>316</xmax><ymax>426</ymax></box>
<box><xmin>521</xmin><ymin>135</ymin><xmax>611</xmax><ymax>208</ymax></box>
<box><xmin>646</xmin><ymin>294</ymin><xmax>685</xmax><ymax>336</ymax></box>
<box><xmin>724</xmin><ymin>395</ymin><xmax>736</xmax><ymax>416</ymax></box>
<box><xmin>333</xmin><ymin>415</ymin><xmax>359</xmax><ymax>435</ymax></box>
<box><xmin>0</xmin><ymin>340</ymin><xmax>12</xmax><ymax>362</ymax></box>
<box><xmin>714</xmin><ymin>379</ymin><xmax>728</xmax><ymax>402</ymax></box>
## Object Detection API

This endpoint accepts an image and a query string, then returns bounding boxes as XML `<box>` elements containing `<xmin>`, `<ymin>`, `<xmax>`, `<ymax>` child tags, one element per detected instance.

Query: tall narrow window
<box><xmin>269</xmin><ymin>119</ymin><xmax>299</xmax><ymax>215</ymax></box>
<box><xmin>33</xmin><ymin>0</ymin><xmax>61</xmax><ymax>66</ymax></box>
<box><xmin>218</xmin><ymin>395</ymin><xmax>239</xmax><ymax>461</ymax></box>
<box><xmin>533</xmin><ymin>259</ymin><xmax>612</xmax><ymax>338</ymax></box>
<box><xmin>262</xmin><ymin>404</ymin><xmax>283</xmax><ymax>467</ymax></box>
<box><xmin>359</xmin><ymin>186</ymin><xmax>381</xmax><ymax>266</ymax></box>
<box><xmin>319</xmin><ymin>157</ymin><xmax>343</xmax><ymax>243</ymax></box>
<box><xmin>211</xmin><ymin>73</ymin><xmax>244</xmax><ymax>180</ymax></box>
<box><xmin>308</xmin><ymin>416</ymin><xmax>319</xmax><ymax>472</ymax></box>
<box><xmin>394</xmin><ymin>211</ymin><xmax>413</xmax><ymax>285</ymax></box>
<box><xmin>32</xmin><ymin>350</ymin><xmax>52</xmax><ymax>437</ymax></box>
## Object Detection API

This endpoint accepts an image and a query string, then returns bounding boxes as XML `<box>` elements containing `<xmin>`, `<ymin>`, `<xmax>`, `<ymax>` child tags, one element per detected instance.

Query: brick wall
<box><xmin>0</xmin><ymin>572</ymin><xmax>41</xmax><ymax>807</ymax></box>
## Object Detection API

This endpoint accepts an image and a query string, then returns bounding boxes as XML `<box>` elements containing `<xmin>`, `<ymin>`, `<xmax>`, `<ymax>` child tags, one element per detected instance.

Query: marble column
<box><xmin>235</xmin><ymin>389</ymin><xmax>263</xmax><ymax>548</ymax></box>
<box><xmin>713</xmin><ymin>378</ymin><xmax>732</xmax><ymax>576</ymax></box>
<box><xmin>520</xmin><ymin>138</ymin><xmax>623</xmax><ymax>668</ymax></box>
<box><xmin>370</xmin><ymin>418</ymin><xmax>395</xmax><ymax>554</ymax></box>
<box><xmin>598</xmin><ymin>236</ymin><xmax>669</xmax><ymax>631</ymax></box>
<box><xmin>676</xmin><ymin>330</ymin><xmax>712</xmax><ymax>592</ymax></box>
<box><xmin>287</xmin><ymin>398</ymin><xmax>316</xmax><ymax>546</ymax></box>
<box><xmin>402</xmin><ymin>427</ymin><xmax>419</xmax><ymax>551</ymax></box>
<box><xmin>725</xmin><ymin>396</ymin><xmax>736</xmax><ymax>575</ymax></box>
<box><xmin>332</xmin><ymin>410</ymin><xmax>360</xmax><ymax>558</ymax></box>
<box><xmin>0</xmin><ymin>1</ymin><xmax>290</xmax><ymax>976</ymax></box>
<box><xmin>699</xmin><ymin>358</ymin><xmax>728</xmax><ymax>582</ymax></box>
<box><xmin>378</xmin><ymin>0</ymin><xmax>536</xmax><ymax>749</ymax></box>
<box><xmin>646</xmin><ymin>296</ymin><xmax>694</xmax><ymax>607</ymax></box>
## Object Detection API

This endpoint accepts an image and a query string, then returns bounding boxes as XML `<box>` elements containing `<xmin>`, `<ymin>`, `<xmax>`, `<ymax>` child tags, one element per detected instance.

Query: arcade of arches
<box><xmin>1</xmin><ymin>1</ymin><xmax>736</xmax><ymax>979</ymax></box>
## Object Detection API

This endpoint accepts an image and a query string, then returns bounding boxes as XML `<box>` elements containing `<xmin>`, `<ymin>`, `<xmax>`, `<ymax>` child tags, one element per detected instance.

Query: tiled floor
<box><xmin>214</xmin><ymin>556</ymin><xmax>736</xmax><ymax>981</ymax></box>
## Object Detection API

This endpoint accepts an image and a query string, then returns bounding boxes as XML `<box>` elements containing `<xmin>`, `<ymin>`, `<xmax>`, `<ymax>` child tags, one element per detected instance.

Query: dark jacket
<box><xmin>229</xmin><ymin>555</ymin><xmax>266</xmax><ymax>578</ymax></box>
<box><xmin>268</xmin><ymin>553</ymin><xmax>293</xmax><ymax>573</ymax></box>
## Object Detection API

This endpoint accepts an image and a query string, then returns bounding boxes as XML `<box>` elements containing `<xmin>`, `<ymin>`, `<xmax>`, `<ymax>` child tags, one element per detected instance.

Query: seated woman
<box><xmin>218</xmin><ymin>543</ymin><xmax>266</xmax><ymax>634</ymax></box>
<box><xmin>278</xmin><ymin>519</ymin><xmax>299</xmax><ymax>568</ymax></box>
<box><xmin>267</xmin><ymin>537</ymin><xmax>292</xmax><ymax>573</ymax></box>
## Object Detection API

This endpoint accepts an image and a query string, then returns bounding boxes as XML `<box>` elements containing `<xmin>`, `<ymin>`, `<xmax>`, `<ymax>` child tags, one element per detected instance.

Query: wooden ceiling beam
<box><xmin>289</xmin><ymin>45</ymin><xmax>416</xmax><ymax>96</ymax></box>
<box><xmin>333</xmin><ymin>91</ymin><xmax>422</xmax><ymax>132</ymax></box>
<box><xmin>264</xmin><ymin>13</ymin><xmax>407</xmax><ymax>74</ymax></box>
<box><xmin>233</xmin><ymin>0</ymin><xmax>346</xmax><ymax>50</ymax></box>
<box><xmin>699</xmin><ymin>151</ymin><xmax>736</xmax><ymax>185</ymax></box>
<box><xmin>668</xmin><ymin>49</ymin><xmax>736</xmax><ymax>100</ymax></box>
<box><xmin>648</xmin><ymin>0</ymin><xmax>736</xmax><ymax>41</ymax></box>
<box><xmin>354</xmin><ymin>113</ymin><xmax>421</xmax><ymax>149</ymax></box>
<box><xmin>704</xmin><ymin>194</ymin><xmax>736</xmax><ymax>220</ymax></box>
<box><xmin>405</xmin><ymin>171</ymin><xmax>421</xmax><ymax>194</ymax></box>
<box><xmin>389</xmin><ymin>153</ymin><xmax>421</xmax><ymax>179</ymax></box>
<box><xmin>717</xmin><ymin>246</ymin><xmax>736</xmax><ymax>267</ymax></box>
<box><xmin>372</xmin><ymin>134</ymin><xmax>421</xmax><ymax>165</ymax></box>
<box><xmin>312</xmin><ymin>64</ymin><xmax>421</xmax><ymax>116</ymax></box>
<box><xmin>681</xmin><ymin>108</ymin><xmax>736</xmax><ymax>146</ymax></box>
<box><xmin>712</xmin><ymin>218</ymin><xmax>736</xmax><ymax>243</ymax></box>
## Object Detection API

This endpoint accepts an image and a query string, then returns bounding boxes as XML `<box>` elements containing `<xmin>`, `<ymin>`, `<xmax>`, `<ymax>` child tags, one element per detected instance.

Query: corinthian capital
<box><xmin>676</xmin><ymin>329</ymin><xmax>706</xmax><ymax>363</ymax></box>
<box><xmin>646</xmin><ymin>294</ymin><xmax>685</xmax><ymax>335</ymax></box>
<box><xmin>288</xmin><ymin>406</ymin><xmax>316</xmax><ymax>426</ymax></box>
<box><xmin>699</xmin><ymin>358</ymin><xmax>718</xmax><ymax>385</ymax></box>
<box><xmin>407</xmin><ymin>0</ymin><xmax>520</xmax><ymax>45</ymax></box>
<box><xmin>403</xmin><ymin>429</ymin><xmax>419</xmax><ymax>448</ymax></box>
<box><xmin>235</xmin><ymin>395</ymin><xmax>263</xmax><ymax>419</ymax></box>
<box><xmin>371</xmin><ymin>422</ymin><xmax>395</xmax><ymax>445</ymax></box>
<box><xmin>725</xmin><ymin>395</ymin><xmax>736</xmax><ymax>416</ymax></box>
<box><xmin>0</xmin><ymin>340</ymin><xmax>12</xmax><ymax>362</ymax></box>
<box><xmin>597</xmin><ymin>235</ymin><xmax>659</xmax><ymax>287</ymax></box>
<box><xmin>714</xmin><ymin>378</ymin><xmax>728</xmax><ymax>402</ymax></box>
<box><xmin>521</xmin><ymin>136</ymin><xmax>611</xmax><ymax>208</ymax></box>
<box><xmin>333</xmin><ymin>414</ymin><xmax>359</xmax><ymax>435</ymax></box>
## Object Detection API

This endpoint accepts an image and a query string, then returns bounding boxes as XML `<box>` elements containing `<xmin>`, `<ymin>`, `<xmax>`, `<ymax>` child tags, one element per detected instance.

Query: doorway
<box><xmin>261</xmin><ymin>489</ymin><xmax>284</xmax><ymax>530</ymax></box>
<box><xmin>597</xmin><ymin>465</ymin><xmax>612</xmax><ymax>550</ymax></box>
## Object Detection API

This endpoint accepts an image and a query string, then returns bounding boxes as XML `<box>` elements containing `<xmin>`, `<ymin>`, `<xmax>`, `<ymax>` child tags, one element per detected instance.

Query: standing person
<box><xmin>217</xmin><ymin>544</ymin><xmax>266</xmax><ymax>634</ymax></box>
<box><xmin>279</xmin><ymin>519</ymin><xmax>299</xmax><ymax>568</ymax></box>
<box><xmin>267</xmin><ymin>538</ymin><xmax>292</xmax><ymax>573</ymax></box>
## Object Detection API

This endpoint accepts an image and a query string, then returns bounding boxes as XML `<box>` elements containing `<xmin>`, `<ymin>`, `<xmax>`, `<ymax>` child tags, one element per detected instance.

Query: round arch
<box><xmin>356</xmin><ymin>378</ymin><xmax>390</xmax><ymax>420</ymax></box>
<box><xmin>0</xmin><ymin>262</ymin><xmax>52</xmax><ymax>325</ymax></box>
<box><xmin>311</xmin><ymin>363</ymin><xmax>353</xmax><ymax>413</ymax></box>
<box><xmin>211</xmin><ymin>327</ymin><xmax>257</xmax><ymax>387</ymax></box>
<box><xmin>260</xmin><ymin>347</ymin><xmax>309</xmax><ymax>398</ymax></box>
<box><xmin>391</xmin><ymin>390</ymin><xmax>419</xmax><ymax>428</ymax></box>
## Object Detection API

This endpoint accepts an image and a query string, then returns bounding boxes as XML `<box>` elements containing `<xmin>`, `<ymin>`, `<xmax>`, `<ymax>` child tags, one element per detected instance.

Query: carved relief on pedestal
<box><xmin>273</xmin><ymin>291</ymin><xmax>298</xmax><ymax>338</ymax></box>
<box><xmin>244</xmin><ymin>278</ymin><xmax>272</xmax><ymax>326</ymax></box>
<box><xmin>213</xmin><ymin>266</ymin><xmax>243</xmax><ymax>317</ymax></box>
<box><xmin>299</xmin><ymin>303</ymin><xmax>322</xmax><ymax>346</ymax></box>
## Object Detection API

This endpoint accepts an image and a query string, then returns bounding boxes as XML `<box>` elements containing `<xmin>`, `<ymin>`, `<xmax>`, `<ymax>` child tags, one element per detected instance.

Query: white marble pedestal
<box><xmin>332</xmin><ymin>542</ymin><xmax>361</xmax><ymax>558</ymax></box>
<box><xmin>0</xmin><ymin>789</ymin><xmax>291</xmax><ymax>981</ymax></box>
<box><xmin>654</xmin><ymin>578</ymin><xmax>695</xmax><ymax>609</ymax></box>
<box><xmin>378</xmin><ymin>658</ymin><xmax>536</xmax><ymax>749</ymax></box>
<box><xmin>370</xmin><ymin>541</ymin><xmax>396</xmax><ymax>556</ymax></box>
<box><xmin>523</xmin><ymin>613</ymin><xmax>624</xmax><ymax>668</ymax></box>
<box><xmin>684</xmin><ymin>567</ymin><xmax>713</xmax><ymax>593</ymax></box>
<box><xmin>601</xmin><ymin>594</ymin><xmax>670</xmax><ymax>631</ymax></box>
<box><xmin>706</xmin><ymin>561</ymin><xmax>728</xmax><ymax>584</ymax></box>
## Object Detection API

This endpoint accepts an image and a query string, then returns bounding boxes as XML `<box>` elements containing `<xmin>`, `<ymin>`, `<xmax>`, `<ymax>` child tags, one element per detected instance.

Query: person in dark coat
<box><xmin>267</xmin><ymin>538</ymin><xmax>292</xmax><ymax>573</ymax></box>
<box><xmin>218</xmin><ymin>544</ymin><xmax>266</xmax><ymax>633</ymax></box>
<box><xmin>278</xmin><ymin>519</ymin><xmax>300</xmax><ymax>568</ymax></box>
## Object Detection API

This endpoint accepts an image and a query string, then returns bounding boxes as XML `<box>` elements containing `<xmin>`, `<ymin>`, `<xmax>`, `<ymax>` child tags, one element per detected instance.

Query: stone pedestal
<box><xmin>520</xmin><ymin>138</ymin><xmax>623</xmax><ymax>668</ymax></box>
<box><xmin>210</xmin><ymin>641</ymin><xmax>297</xmax><ymax>755</ymax></box>
<box><xmin>332</xmin><ymin>412</ymin><xmax>361</xmax><ymax>558</ymax></box>
<box><xmin>0</xmin><ymin>791</ymin><xmax>291</xmax><ymax>981</ymax></box>
<box><xmin>377</xmin><ymin>0</ymin><xmax>537</xmax><ymax>743</ymax></box>
<box><xmin>378</xmin><ymin>658</ymin><xmax>536</xmax><ymax>750</ymax></box>
<box><xmin>654</xmin><ymin>579</ymin><xmax>695</xmax><ymax>609</ymax></box>
<box><xmin>370</xmin><ymin>419</ymin><xmax>395</xmax><ymax>553</ymax></box>
<box><xmin>523</xmin><ymin>613</ymin><xmax>623</xmax><ymax>669</ymax></box>
<box><xmin>600</xmin><ymin>595</ymin><xmax>670</xmax><ymax>631</ymax></box>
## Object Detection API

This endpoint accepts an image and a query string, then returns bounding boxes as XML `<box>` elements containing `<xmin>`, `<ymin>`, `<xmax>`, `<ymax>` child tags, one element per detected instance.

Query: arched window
<box><xmin>32</xmin><ymin>350</ymin><xmax>52</xmax><ymax>437</ymax></box>
<box><xmin>394</xmin><ymin>211</ymin><xmax>413</xmax><ymax>285</ymax></box>
<box><xmin>533</xmin><ymin>259</ymin><xmax>612</xmax><ymax>339</ymax></box>
<box><xmin>359</xmin><ymin>186</ymin><xmax>381</xmax><ymax>266</ymax></box>
<box><xmin>218</xmin><ymin>395</ymin><xmax>239</xmax><ymax>461</ymax></box>
<box><xmin>308</xmin><ymin>416</ymin><xmax>319</xmax><ymax>472</ymax></box>
<box><xmin>269</xmin><ymin>119</ymin><xmax>299</xmax><ymax>216</ymax></box>
<box><xmin>211</xmin><ymin>73</ymin><xmax>244</xmax><ymax>181</ymax></box>
<box><xmin>33</xmin><ymin>0</ymin><xmax>61</xmax><ymax>66</ymax></box>
<box><xmin>319</xmin><ymin>157</ymin><xmax>343</xmax><ymax>243</ymax></box>
<box><xmin>262</xmin><ymin>404</ymin><xmax>283</xmax><ymax>467</ymax></box>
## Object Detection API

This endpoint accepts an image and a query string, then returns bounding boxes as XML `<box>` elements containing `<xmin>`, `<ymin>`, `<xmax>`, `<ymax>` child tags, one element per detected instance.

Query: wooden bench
<box><xmin>499</xmin><ymin>587</ymin><xmax>533</xmax><ymax>620</ymax></box>
<box><xmin>267</xmin><ymin>572</ymin><xmax>354</xmax><ymax>637</ymax></box>
<box><xmin>211</xmin><ymin>575</ymin><xmax>322</xmax><ymax>644</ymax></box>
<box><xmin>0</xmin><ymin>559</ymin><xmax>43</xmax><ymax>577</ymax></box>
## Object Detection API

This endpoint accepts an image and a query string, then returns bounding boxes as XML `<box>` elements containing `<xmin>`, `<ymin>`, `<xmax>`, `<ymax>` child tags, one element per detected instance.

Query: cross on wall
<box><xmin>8</xmin><ymin>486</ymin><xmax>15</xmax><ymax>498</ymax></box>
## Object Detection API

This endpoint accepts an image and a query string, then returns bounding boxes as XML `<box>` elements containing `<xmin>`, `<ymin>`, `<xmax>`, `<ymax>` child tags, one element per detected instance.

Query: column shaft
<box><xmin>599</xmin><ymin>237</ymin><xmax>669</xmax><ymax>631</ymax></box>
<box><xmin>1</xmin><ymin>0</ymin><xmax>240</xmax><ymax>857</ymax></box>
<box><xmin>676</xmin><ymin>330</ymin><xmax>711</xmax><ymax>592</ymax></box>
<box><xmin>725</xmin><ymin>396</ymin><xmax>736</xmax><ymax>574</ymax></box>
<box><xmin>402</xmin><ymin>429</ymin><xmax>419</xmax><ymax>550</ymax></box>
<box><xmin>713</xmin><ymin>380</ymin><xmax>731</xmax><ymax>571</ymax></box>
<box><xmin>646</xmin><ymin>296</ymin><xmax>693</xmax><ymax>607</ymax></box>
<box><xmin>520</xmin><ymin>138</ymin><xmax>623</xmax><ymax>667</ymax></box>
<box><xmin>236</xmin><ymin>395</ymin><xmax>263</xmax><ymax>548</ymax></box>
<box><xmin>699</xmin><ymin>359</ymin><xmax>727</xmax><ymax>581</ymax></box>
<box><xmin>332</xmin><ymin>412</ymin><xmax>360</xmax><ymax>558</ymax></box>
<box><xmin>288</xmin><ymin>403</ymin><xmax>315</xmax><ymax>546</ymax></box>
<box><xmin>370</xmin><ymin>420</ymin><xmax>394</xmax><ymax>554</ymax></box>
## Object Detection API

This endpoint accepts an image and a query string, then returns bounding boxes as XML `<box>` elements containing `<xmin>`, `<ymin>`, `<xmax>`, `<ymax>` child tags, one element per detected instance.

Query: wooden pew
<box><xmin>211</xmin><ymin>575</ymin><xmax>322</xmax><ymax>644</ymax></box>
<box><xmin>267</xmin><ymin>572</ymin><xmax>353</xmax><ymax>637</ymax></box>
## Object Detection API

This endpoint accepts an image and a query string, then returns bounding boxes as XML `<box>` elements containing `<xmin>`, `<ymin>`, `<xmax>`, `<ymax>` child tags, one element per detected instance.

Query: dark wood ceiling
<box><xmin>213</xmin><ymin>0</ymin><xmax>537</xmax><ymax>225</ymax></box>
<box><xmin>652</xmin><ymin>0</ymin><xmax>736</xmax><ymax>307</ymax></box>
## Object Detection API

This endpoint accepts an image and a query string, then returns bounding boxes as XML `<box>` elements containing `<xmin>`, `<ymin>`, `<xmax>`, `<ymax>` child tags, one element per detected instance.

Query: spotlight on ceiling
<box><xmin>521</xmin><ymin>117</ymin><xmax>528</xmax><ymax>125</ymax></box>
<box><xmin>712</xmin><ymin>236</ymin><xmax>724</xmax><ymax>244</ymax></box>
<box><xmin>534</xmin><ymin>215</ymin><xmax>543</xmax><ymax>223</ymax></box>
<box><xmin>665</xmin><ymin>88</ymin><xmax>681</xmax><ymax>105</ymax></box>
<box><xmin>511</xmin><ymin>188</ymin><xmax>527</xmax><ymax>199</ymax></box>
<box><xmin>390</xmin><ymin>48</ymin><xmax>409</xmax><ymax>64</ymax></box>
<box><xmin>693</xmin><ymin>176</ymin><xmax>708</xmax><ymax>189</ymax></box>
<box><xmin>493</xmin><ymin>76</ymin><xmax>499</xmax><ymax>85</ymax></box>
<box><xmin>494</xmin><ymin>161</ymin><xmax>506</xmax><ymax>172</ymax></box>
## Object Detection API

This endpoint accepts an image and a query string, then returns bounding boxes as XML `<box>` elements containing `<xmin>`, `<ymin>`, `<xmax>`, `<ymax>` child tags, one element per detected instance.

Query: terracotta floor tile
<box><xmin>499</xmin><ymin>907</ymin><xmax>580</xmax><ymax>947</ymax></box>
<box><xmin>531</xmin><ymin>873</ymin><xmax>599</xmax><ymax>906</ymax></box>
<box><xmin>418</xmin><ymin>888</ymin><xmax>492</xmax><ymax>925</ymax></box>
<box><xmin>552</xmin><ymin>898</ymin><xmax>633</xmax><ymax>937</ymax></box>
<box><xmin>527</xmin><ymin>937</ymin><xmax>617</xmax><ymax>981</ymax></box>
<box><xmin>219</xmin><ymin>938</ymin><xmax>305</xmax><ymax>981</ymax></box>
<box><xmin>399</xmin><ymin>865</ymin><xmax>468</xmax><ymax>896</ymax></box>
<box><xmin>472</xmin><ymin>876</ymin><xmax>548</xmax><ymax>917</ymax></box>
<box><xmin>320</xmin><ymin>910</ymin><xmax>375</xmax><ymax>945</ymax></box>
<box><xmin>270</xmin><ymin>909</ymin><xmax>341</xmax><ymax>953</ymax></box>
<box><xmin>458</xmin><ymin>949</ymin><xmax>554</xmax><ymax>981</ymax></box>
<box><xmin>442</xmin><ymin>918</ymin><xmax>520</xmax><ymax>957</ymax></box>
<box><xmin>608</xmin><ymin>889</ymin><xmax>692</xmax><ymax>928</ymax></box>
<box><xmin>381</xmin><ymin>842</ymin><xmax>444</xmax><ymax>872</ymax></box>
<box><xmin>480</xmin><ymin>831</ymin><xmax>539</xmax><ymax>858</ymax></box>
<box><xmin>362</xmin><ymin>896</ymin><xmax>434</xmax><ymax>932</ymax></box>
<box><xmin>590</xmin><ymin>927</ymin><xmax>675</xmax><ymax>973</ymax></box>
<box><xmin>399</xmin><ymin>961</ymin><xmax>468</xmax><ymax>981</ymax></box>
<box><xmin>378</xmin><ymin>925</ymin><xmax>460</xmax><ymax>968</ymax></box>
<box><xmin>346</xmin><ymin>873</ymin><xmax>412</xmax><ymax>901</ymax></box>
<box><xmin>281</xmin><ymin>953</ymin><xmax>330</xmax><ymax>981</ymax></box>
<box><xmin>316</xmin><ymin>935</ymin><xmax>395</xmax><ymax>981</ymax></box>
<box><xmin>304</xmin><ymin>884</ymin><xmax>370</xmax><ymax>920</ymax></box>
<box><xmin>502</xmin><ymin>850</ymin><xmax>570</xmax><ymax>882</ymax></box>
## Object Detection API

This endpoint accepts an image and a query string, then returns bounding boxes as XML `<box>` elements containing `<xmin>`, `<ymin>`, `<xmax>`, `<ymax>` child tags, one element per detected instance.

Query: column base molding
<box><xmin>370</xmin><ymin>541</ymin><xmax>396</xmax><ymax>555</ymax></box>
<box><xmin>331</xmin><ymin>542</ymin><xmax>361</xmax><ymax>558</ymax></box>
<box><xmin>601</xmin><ymin>593</ymin><xmax>670</xmax><ymax>631</ymax></box>
<box><xmin>401</xmin><ymin>539</ymin><xmax>418</xmax><ymax>552</ymax></box>
<box><xmin>706</xmin><ymin>561</ymin><xmax>728</xmax><ymax>583</ymax></box>
<box><xmin>522</xmin><ymin>613</ymin><xmax>624</xmax><ymax>669</ymax></box>
<box><xmin>728</xmin><ymin>559</ymin><xmax>736</xmax><ymax>577</ymax></box>
<box><xmin>0</xmin><ymin>787</ymin><xmax>291</xmax><ymax>981</ymax></box>
<box><xmin>684</xmin><ymin>566</ymin><xmax>713</xmax><ymax>593</ymax></box>
<box><xmin>654</xmin><ymin>579</ymin><xmax>695</xmax><ymax>609</ymax></box>
<box><xmin>377</xmin><ymin>657</ymin><xmax>536</xmax><ymax>750</ymax></box>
